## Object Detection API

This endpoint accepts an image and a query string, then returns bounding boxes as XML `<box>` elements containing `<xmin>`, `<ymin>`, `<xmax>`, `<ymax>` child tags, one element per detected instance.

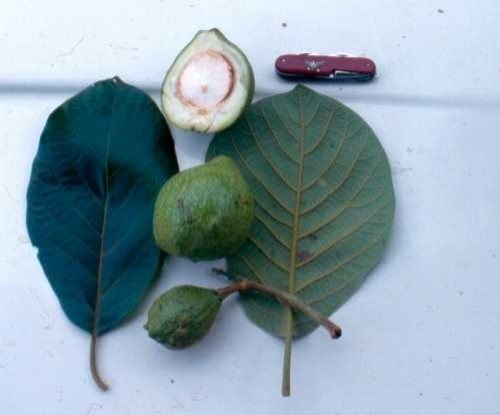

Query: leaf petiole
<box><xmin>90</xmin><ymin>333</ymin><xmax>109</xmax><ymax>390</ymax></box>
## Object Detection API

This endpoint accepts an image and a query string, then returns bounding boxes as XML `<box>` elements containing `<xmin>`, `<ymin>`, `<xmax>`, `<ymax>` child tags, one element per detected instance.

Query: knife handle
<box><xmin>275</xmin><ymin>54</ymin><xmax>376</xmax><ymax>79</ymax></box>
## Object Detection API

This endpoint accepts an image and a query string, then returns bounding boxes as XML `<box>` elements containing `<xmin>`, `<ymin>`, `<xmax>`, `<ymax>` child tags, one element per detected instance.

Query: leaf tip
<box><xmin>291</xmin><ymin>83</ymin><xmax>312</xmax><ymax>94</ymax></box>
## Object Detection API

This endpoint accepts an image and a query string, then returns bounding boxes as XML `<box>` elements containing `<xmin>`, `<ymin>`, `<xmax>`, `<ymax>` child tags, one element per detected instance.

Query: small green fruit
<box><xmin>153</xmin><ymin>155</ymin><xmax>254</xmax><ymax>261</ymax></box>
<box><xmin>145</xmin><ymin>285</ymin><xmax>222</xmax><ymax>349</ymax></box>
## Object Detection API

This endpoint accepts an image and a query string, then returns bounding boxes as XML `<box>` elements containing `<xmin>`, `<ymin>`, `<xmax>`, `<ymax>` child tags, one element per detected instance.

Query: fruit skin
<box><xmin>153</xmin><ymin>155</ymin><xmax>254</xmax><ymax>261</ymax></box>
<box><xmin>161</xmin><ymin>28</ymin><xmax>254</xmax><ymax>133</ymax></box>
<box><xmin>145</xmin><ymin>285</ymin><xmax>222</xmax><ymax>349</ymax></box>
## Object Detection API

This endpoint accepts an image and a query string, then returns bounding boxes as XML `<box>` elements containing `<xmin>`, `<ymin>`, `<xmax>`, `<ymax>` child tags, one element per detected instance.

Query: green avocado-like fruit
<box><xmin>153</xmin><ymin>155</ymin><xmax>254</xmax><ymax>261</ymax></box>
<box><xmin>161</xmin><ymin>28</ymin><xmax>254</xmax><ymax>133</ymax></box>
<box><xmin>145</xmin><ymin>285</ymin><xmax>222</xmax><ymax>349</ymax></box>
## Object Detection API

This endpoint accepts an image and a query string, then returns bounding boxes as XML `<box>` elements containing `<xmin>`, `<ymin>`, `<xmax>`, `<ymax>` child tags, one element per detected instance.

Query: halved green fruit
<box><xmin>161</xmin><ymin>28</ymin><xmax>254</xmax><ymax>133</ymax></box>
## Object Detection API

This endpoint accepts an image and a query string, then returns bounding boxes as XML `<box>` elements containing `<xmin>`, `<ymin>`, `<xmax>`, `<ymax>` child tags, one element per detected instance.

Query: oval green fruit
<box><xmin>153</xmin><ymin>155</ymin><xmax>254</xmax><ymax>261</ymax></box>
<box><xmin>145</xmin><ymin>285</ymin><xmax>222</xmax><ymax>349</ymax></box>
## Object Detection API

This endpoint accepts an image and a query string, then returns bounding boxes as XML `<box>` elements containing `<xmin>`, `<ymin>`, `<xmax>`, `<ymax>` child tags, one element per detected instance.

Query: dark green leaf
<box><xmin>26</xmin><ymin>77</ymin><xmax>178</xmax><ymax>386</ymax></box>
<box><xmin>207</xmin><ymin>85</ymin><xmax>395</xmax><ymax>393</ymax></box>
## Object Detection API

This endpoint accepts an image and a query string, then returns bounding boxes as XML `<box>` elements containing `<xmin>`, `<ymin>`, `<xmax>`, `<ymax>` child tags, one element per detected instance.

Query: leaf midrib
<box><xmin>283</xmin><ymin>94</ymin><xmax>306</xmax><ymax>338</ymax></box>
<box><xmin>281</xmin><ymin>91</ymin><xmax>307</xmax><ymax>396</ymax></box>
<box><xmin>93</xmin><ymin>191</ymin><xmax>109</xmax><ymax>333</ymax></box>
<box><xmin>92</xmin><ymin>101</ymin><xmax>114</xmax><ymax>335</ymax></box>
<box><xmin>287</xmin><ymin>96</ymin><xmax>305</xmax><ymax>300</ymax></box>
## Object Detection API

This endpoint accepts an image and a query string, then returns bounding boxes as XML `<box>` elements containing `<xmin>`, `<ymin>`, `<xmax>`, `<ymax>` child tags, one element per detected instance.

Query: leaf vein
<box><xmin>229</xmin><ymin>131</ymin><xmax>294</xmax><ymax>215</ymax></box>
<box><xmin>34</xmin><ymin>190</ymin><xmax>100</xmax><ymax>256</ymax></box>
<box><xmin>300</xmin><ymin>134</ymin><xmax>373</xmax><ymax>215</ymax></box>
<box><xmin>299</xmin><ymin>155</ymin><xmax>384</xmax><ymax>238</ymax></box>
<box><xmin>247</xmin><ymin>236</ymin><xmax>289</xmax><ymax>273</ymax></box>
<box><xmin>101</xmin><ymin>235</ymin><xmax>152</xmax><ymax>297</ymax></box>
<box><xmin>296</xmin><ymin>231</ymin><xmax>388</xmax><ymax>293</ymax></box>
<box><xmin>255</xmin><ymin>200</ymin><xmax>293</xmax><ymax>228</ymax></box>
<box><xmin>271</xmin><ymin>97</ymin><xmax>300</xmax><ymax>141</ymax></box>
<box><xmin>259</xmin><ymin>106</ymin><xmax>299</xmax><ymax>163</ymax></box>
<box><xmin>302</xmin><ymin>113</ymin><xmax>352</xmax><ymax>192</ymax></box>
<box><xmin>234</xmin><ymin>253</ymin><xmax>268</xmax><ymax>285</ymax></box>
<box><xmin>297</xmin><ymin>200</ymin><xmax>392</xmax><ymax>269</ymax></box>
<box><xmin>303</xmin><ymin>105</ymin><xmax>339</xmax><ymax>155</ymax></box>
<box><xmin>254</xmin><ymin>213</ymin><xmax>292</xmax><ymax>250</ymax></box>
<box><xmin>44</xmin><ymin>238</ymin><xmax>97</xmax><ymax>278</ymax></box>
<box><xmin>243</xmin><ymin>115</ymin><xmax>298</xmax><ymax>192</ymax></box>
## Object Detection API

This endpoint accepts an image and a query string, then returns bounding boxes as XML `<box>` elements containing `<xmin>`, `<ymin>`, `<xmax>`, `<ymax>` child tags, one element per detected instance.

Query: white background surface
<box><xmin>1</xmin><ymin>1</ymin><xmax>500</xmax><ymax>414</ymax></box>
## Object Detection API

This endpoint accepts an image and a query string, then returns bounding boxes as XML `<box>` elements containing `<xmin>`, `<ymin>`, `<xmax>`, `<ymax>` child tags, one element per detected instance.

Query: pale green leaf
<box><xmin>207</xmin><ymin>85</ymin><xmax>395</xmax><ymax>338</ymax></box>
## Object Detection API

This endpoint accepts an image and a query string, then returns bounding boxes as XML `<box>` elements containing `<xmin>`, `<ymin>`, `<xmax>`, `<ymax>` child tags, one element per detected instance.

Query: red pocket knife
<box><xmin>275</xmin><ymin>53</ymin><xmax>376</xmax><ymax>81</ymax></box>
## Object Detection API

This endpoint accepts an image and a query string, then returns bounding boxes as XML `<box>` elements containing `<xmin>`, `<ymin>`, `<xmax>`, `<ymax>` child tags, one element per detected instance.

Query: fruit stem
<box><xmin>213</xmin><ymin>268</ymin><xmax>341</xmax><ymax>339</ymax></box>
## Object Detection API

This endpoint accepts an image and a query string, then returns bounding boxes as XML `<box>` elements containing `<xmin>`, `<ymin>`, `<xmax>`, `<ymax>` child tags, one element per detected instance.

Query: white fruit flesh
<box><xmin>162</xmin><ymin>29</ymin><xmax>253</xmax><ymax>133</ymax></box>
<box><xmin>176</xmin><ymin>51</ymin><xmax>234</xmax><ymax>109</ymax></box>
